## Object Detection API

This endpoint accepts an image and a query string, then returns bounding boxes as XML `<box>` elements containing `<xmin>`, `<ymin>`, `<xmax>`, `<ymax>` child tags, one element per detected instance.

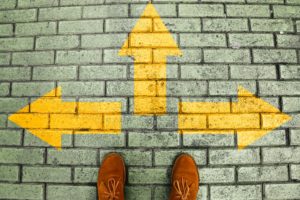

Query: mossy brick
<box><xmin>167</xmin><ymin>81</ymin><xmax>207</xmax><ymax>96</ymax></box>
<box><xmin>0</xmin><ymin>37</ymin><xmax>34</xmax><ymax>51</ymax></box>
<box><xmin>262</xmin><ymin>147</ymin><xmax>300</xmax><ymax>163</ymax></box>
<box><xmin>238</xmin><ymin>166</ymin><xmax>288</xmax><ymax>182</ymax></box>
<box><xmin>183</xmin><ymin>134</ymin><xmax>235</xmax><ymax>147</ymax></box>
<box><xmin>58</xmin><ymin>81</ymin><xmax>104</xmax><ymax>96</ymax></box>
<box><xmin>0</xmin><ymin>83</ymin><xmax>10</xmax><ymax>96</ymax></box>
<box><xmin>211</xmin><ymin>185</ymin><xmax>262</xmax><ymax>200</ymax></box>
<box><xmin>277</xmin><ymin>35</ymin><xmax>300</xmax><ymax>48</ymax></box>
<box><xmin>0</xmin><ymin>9</ymin><xmax>36</xmax><ymax>23</ymax></box>
<box><xmin>291</xmin><ymin>130</ymin><xmax>300</xmax><ymax>145</ymax></box>
<box><xmin>47</xmin><ymin>149</ymin><xmax>97</xmax><ymax>165</ymax></box>
<box><xmin>23</xmin><ymin>166</ymin><xmax>72</xmax><ymax>183</ymax></box>
<box><xmin>283</xmin><ymin>97</ymin><xmax>300</xmax><ymax>112</ymax></box>
<box><xmin>15</xmin><ymin>22</ymin><xmax>56</xmax><ymax>36</ymax></box>
<box><xmin>209</xmin><ymin>81</ymin><xmax>256</xmax><ymax>95</ymax></box>
<box><xmin>0</xmin><ymin>53</ymin><xmax>10</xmax><ymax>65</ymax></box>
<box><xmin>180</xmin><ymin>33</ymin><xmax>226</xmax><ymax>47</ymax></box>
<box><xmin>0</xmin><ymin>67</ymin><xmax>31</xmax><ymax>81</ymax></box>
<box><xmin>13</xmin><ymin>51</ymin><xmax>54</xmax><ymax>65</ymax></box>
<box><xmin>229</xmin><ymin>33</ymin><xmax>274</xmax><ymax>47</ymax></box>
<box><xmin>125</xmin><ymin>186</ymin><xmax>152</xmax><ymax>200</ymax></box>
<box><xmin>80</xmin><ymin>65</ymin><xmax>127</xmax><ymax>80</ymax></box>
<box><xmin>179</xmin><ymin>4</ymin><xmax>224</xmax><ymax>17</ymax></box>
<box><xmin>123</xmin><ymin>115</ymin><xmax>154</xmax><ymax>129</ymax></box>
<box><xmin>265</xmin><ymin>184</ymin><xmax>300</xmax><ymax>199</ymax></box>
<box><xmin>0</xmin><ymin>148</ymin><xmax>45</xmax><ymax>164</ymax></box>
<box><xmin>128</xmin><ymin>168</ymin><xmax>169</xmax><ymax>184</ymax></box>
<box><xmin>83</xmin><ymin>5</ymin><xmax>128</xmax><ymax>18</ymax></box>
<box><xmin>39</xmin><ymin>7</ymin><xmax>81</xmax><ymax>21</ymax></box>
<box><xmin>60</xmin><ymin>0</ymin><xmax>104</xmax><ymax>6</ymax></box>
<box><xmin>81</xmin><ymin>34</ymin><xmax>127</xmax><ymax>48</ymax></box>
<box><xmin>230</xmin><ymin>65</ymin><xmax>276</xmax><ymax>79</ymax></box>
<box><xmin>274</xmin><ymin>5</ymin><xmax>300</xmax><ymax>18</ymax></box>
<box><xmin>280</xmin><ymin>65</ymin><xmax>300</xmax><ymax>79</ymax></box>
<box><xmin>33</xmin><ymin>66</ymin><xmax>77</xmax><ymax>80</ymax></box>
<box><xmin>0</xmin><ymin>165</ymin><xmax>19</xmax><ymax>181</ymax></box>
<box><xmin>47</xmin><ymin>185</ymin><xmax>96</xmax><ymax>200</ymax></box>
<box><xmin>154</xmin><ymin>149</ymin><xmax>207</xmax><ymax>165</ymax></box>
<box><xmin>155</xmin><ymin>18</ymin><xmax>201</xmax><ymax>32</ymax></box>
<box><xmin>105</xmin><ymin>19</ymin><xmax>138</xmax><ymax>32</ymax></box>
<box><xmin>251</xmin><ymin>19</ymin><xmax>294</xmax><ymax>32</ymax></box>
<box><xmin>204</xmin><ymin>49</ymin><xmax>251</xmax><ymax>63</ymax></box>
<box><xmin>0</xmin><ymin>0</ymin><xmax>16</xmax><ymax>9</ymax></box>
<box><xmin>100</xmin><ymin>149</ymin><xmax>152</xmax><ymax>166</ymax></box>
<box><xmin>0</xmin><ymin>130</ymin><xmax>22</xmax><ymax>146</ymax></box>
<box><xmin>128</xmin><ymin>131</ymin><xmax>179</xmax><ymax>147</ymax></box>
<box><xmin>209</xmin><ymin>148</ymin><xmax>260</xmax><ymax>165</ymax></box>
<box><xmin>291</xmin><ymin>164</ymin><xmax>300</xmax><ymax>180</ymax></box>
<box><xmin>203</xmin><ymin>18</ymin><xmax>248</xmax><ymax>32</ymax></box>
<box><xmin>131</xmin><ymin>4</ymin><xmax>176</xmax><ymax>17</ymax></box>
<box><xmin>181</xmin><ymin>64</ymin><xmax>229</xmax><ymax>80</ymax></box>
<box><xmin>36</xmin><ymin>35</ymin><xmax>79</xmax><ymax>50</ymax></box>
<box><xmin>18</xmin><ymin>0</ymin><xmax>58</xmax><ymax>8</ymax></box>
<box><xmin>74</xmin><ymin>132</ymin><xmax>125</xmax><ymax>147</ymax></box>
<box><xmin>12</xmin><ymin>82</ymin><xmax>55</xmax><ymax>97</ymax></box>
<box><xmin>253</xmin><ymin>49</ymin><xmax>297</xmax><ymax>63</ymax></box>
<box><xmin>0</xmin><ymin>24</ymin><xmax>13</xmax><ymax>36</ymax></box>
<box><xmin>226</xmin><ymin>5</ymin><xmax>270</xmax><ymax>17</ymax></box>
<box><xmin>56</xmin><ymin>50</ymin><xmax>102</xmax><ymax>64</ymax></box>
<box><xmin>0</xmin><ymin>114</ymin><xmax>7</xmax><ymax>127</ymax></box>
<box><xmin>200</xmin><ymin>167</ymin><xmax>235</xmax><ymax>183</ymax></box>
<box><xmin>59</xmin><ymin>20</ymin><xmax>104</xmax><ymax>34</ymax></box>
<box><xmin>0</xmin><ymin>183</ymin><xmax>43</xmax><ymax>200</ymax></box>
<box><xmin>74</xmin><ymin>167</ymin><xmax>98</xmax><ymax>183</ymax></box>
<box><xmin>0</xmin><ymin>98</ymin><xmax>29</xmax><ymax>112</ymax></box>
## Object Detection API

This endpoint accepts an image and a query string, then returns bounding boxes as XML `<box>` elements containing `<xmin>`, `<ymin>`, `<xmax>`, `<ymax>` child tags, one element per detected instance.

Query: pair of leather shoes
<box><xmin>97</xmin><ymin>153</ymin><xmax>199</xmax><ymax>200</ymax></box>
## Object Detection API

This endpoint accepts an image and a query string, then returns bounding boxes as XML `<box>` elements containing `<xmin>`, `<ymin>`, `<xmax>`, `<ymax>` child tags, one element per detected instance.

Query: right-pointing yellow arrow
<box><xmin>179</xmin><ymin>86</ymin><xmax>292</xmax><ymax>149</ymax></box>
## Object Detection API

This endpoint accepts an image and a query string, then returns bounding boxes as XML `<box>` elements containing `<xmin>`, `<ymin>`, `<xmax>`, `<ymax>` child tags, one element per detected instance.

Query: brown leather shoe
<box><xmin>168</xmin><ymin>154</ymin><xmax>199</xmax><ymax>200</ymax></box>
<box><xmin>97</xmin><ymin>153</ymin><xmax>126</xmax><ymax>200</ymax></box>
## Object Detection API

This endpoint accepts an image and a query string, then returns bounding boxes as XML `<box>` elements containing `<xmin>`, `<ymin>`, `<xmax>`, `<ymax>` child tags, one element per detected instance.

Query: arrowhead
<box><xmin>119</xmin><ymin>3</ymin><xmax>181</xmax><ymax>59</ymax></box>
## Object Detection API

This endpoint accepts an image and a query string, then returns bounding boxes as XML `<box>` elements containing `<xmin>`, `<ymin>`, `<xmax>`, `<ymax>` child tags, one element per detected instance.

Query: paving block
<box><xmin>0</xmin><ymin>0</ymin><xmax>16</xmax><ymax>9</ymax></box>
<box><xmin>126</xmin><ymin>186</ymin><xmax>152</xmax><ymax>200</ymax></box>
<box><xmin>33</xmin><ymin>66</ymin><xmax>77</xmax><ymax>81</ymax></box>
<box><xmin>204</xmin><ymin>49</ymin><xmax>251</xmax><ymax>63</ymax></box>
<box><xmin>15</xmin><ymin>22</ymin><xmax>57</xmax><ymax>36</ymax></box>
<box><xmin>183</xmin><ymin>133</ymin><xmax>235</xmax><ymax>147</ymax></box>
<box><xmin>56</xmin><ymin>50</ymin><xmax>102</xmax><ymax>64</ymax></box>
<box><xmin>290</xmin><ymin>129</ymin><xmax>300</xmax><ymax>145</ymax></box>
<box><xmin>128</xmin><ymin>167</ymin><xmax>169</xmax><ymax>184</ymax></box>
<box><xmin>200</xmin><ymin>167</ymin><xmax>235</xmax><ymax>183</ymax></box>
<box><xmin>39</xmin><ymin>7</ymin><xmax>82</xmax><ymax>20</ymax></box>
<box><xmin>0</xmin><ymin>24</ymin><xmax>13</xmax><ymax>36</ymax></box>
<box><xmin>226</xmin><ymin>5</ymin><xmax>270</xmax><ymax>17</ymax></box>
<box><xmin>0</xmin><ymin>183</ymin><xmax>43</xmax><ymax>200</ymax></box>
<box><xmin>277</xmin><ymin>35</ymin><xmax>300</xmax><ymax>48</ymax></box>
<box><xmin>167</xmin><ymin>81</ymin><xmax>207</xmax><ymax>96</ymax></box>
<box><xmin>82</xmin><ymin>34</ymin><xmax>127</xmax><ymax>48</ymax></box>
<box><xmin>47</xmin><ymin>185</ymin><xmax>96</xmax><ymax>200</ymax></box>
<box><xmin>131</xmin><ymin>4</ymin><xmax>177</xmax><ymax>17</ymax></box>
<box><xmin>0</xmin><ymin>67</ymin><xmax>31</xmax><ymax>81</ymax></box>
<box><xmin>83</xmin><ymin>5</ymin><xmax>128</xmax><ymax>18</ymax></box>
<box><xmin>0</xmin><ymin>148</ymin><xmax>45</xmax><ymax>164</ymax></box>
<box><xmin>265</xmin><ymin>183</ymin><xmax>300</xmax><ymax>199</ymax></box>
<box><xmin>291</xmin><ymin>164</ymin><xmax>300</xmax><ymax>180</ymax></box>
<box><xmin>47</xmin><ymin>149</ymin><xmax>97</xmax><ymax>165</ymax></box>
<box><xmin>179</xmin><ymin>4</ymin><xmax>224</xmax><ymax>17</ymax></box>
<box><xmin>203</xmin><ymin>18</ymin><xmax>248</xmax><ymax>32</ymax></box>
<box><xmin>59</xmin><ymin>20</ymin><xmax>103</xmax><ymax>34</ymax></box>
<box><xmin>36</xmin><ymin>35</ymin><xmax>79</xmax><ymax>50</ymax></box>
<box><xmin>230</xmin><ymin>65</ymin><xmax>276</xmax><ymax>79</ymax></box>
<box><xmin>0</xmin><ymin>53</ymin><xmax>10</xmax><ymax>65</ymax></box>
<box><xmin>0</xmin><ymin>83</ymin><xmax>10</xmax><ymax>96</ymax></box>
<box><xmin>181</xmin><ymin>64</ymin><xmax>228</xmax><ymax>80</ymax></box>
<box><xmin>128</xmin><ymin>131</ymin><xmax>179</xmax><ymax>147</ymax></box>
<box><xmin>0</xmin><ymin>37</ymin><xmax>34</xmax><ymax>51</ymax></box>
<box><xmin>210</xmin><ymin>185</ymin><xmax>262</xmax><ymax>200</ymax></box>
<box><xmin>229</xmin><ymin>33</ymin><xmax>274</xmax><ymax>47</ymax></box>
<box><xmin>0</xmin><ymin>130</ymin><xmax>22</xmax><ymax>146</ymax></box>
<box><xmin>13</xmin><ymin>51</ymin><xmax>54</xmax><ymax>65</ymax></box>
<box><xmin>0</xmin><ymin>9</ymin><xmax>37</xmax><ymax>23</ymax></box>
<box><xmin>18</xmin><ymin>0</ymin><xmax>58</xmax><ymax>7</ymax></box>
<box><xmin>180</xmin><ymin>33</ymin><xmax>226</xmax><ymax>47</ymax></box>
<box><xmin>274</xmin><ymin>5</ymin><xmax>300</xmax><ymax>18</ymax></box>
<box><xmin>74</xmin><ymin>132</ymin><xmax>125</xmax><ymax>147</ymax></box>
<box><xmin>0</xmin><ymin>165</ymin><xmax>19</xmax><ymax>182</ymax></box>
<box><xmin>251</xmin><ymin>19</ymin><xmax>294</xmax><ymax>32</ymax></box>
<box><xmin>12</xmin><ymin>82</ymin><xmax>55</xmax><ymax>97</ymax></box>
<box><xmin>253</xmin><ymin>49</ymin><xmax>297</xmax><ymax>63</ymax></box>
<box><xmin>238</xmin><ymin>166</ymin><xmax>288</xmax><ymax>182</ymax></box>
<box><xmin>155</xmin><ymin>18</ymin><xmax>201</xmax><ymax>32</ymax></box>
<box><xmin>259</xmin><ymin>81</ymin><xmax>300</xmax><ymax>95</ymax></box>
<box><xmin>263</xmin><ymin>147</ymin><xmax>300</xmax><ymax>163</ymax></box>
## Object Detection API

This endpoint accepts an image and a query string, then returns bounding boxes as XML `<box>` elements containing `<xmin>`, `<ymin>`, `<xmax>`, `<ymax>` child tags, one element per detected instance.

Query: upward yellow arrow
<box><xmin>119</xmin><ymin>2</ymin><xmax>181</xmax><ymax>115</ymax></box>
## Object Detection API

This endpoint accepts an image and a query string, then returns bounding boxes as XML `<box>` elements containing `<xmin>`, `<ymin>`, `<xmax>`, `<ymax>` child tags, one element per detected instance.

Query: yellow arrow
<box><xmin>8</xmin><ymin>87</ymin><xmax>122</xmax><ymax>150</ymax></box>
<box><xmin>178</xmin><ymin>86</ymin><xmax>292</xmax><ymax>149</ymax></box>
<box><xmin>119</xmin><ymin>2</ymin><xmax>181</xmax><ymax>115</ymax></box>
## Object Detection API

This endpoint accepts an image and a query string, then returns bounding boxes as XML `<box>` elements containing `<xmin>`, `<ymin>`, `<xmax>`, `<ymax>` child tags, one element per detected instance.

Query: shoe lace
<box><xmin>103</xmin><ymin>178</ymin><xmax>120</xmax><ymax>200</ymax></box>
<box><xmin>173</xmin><ymin>177</ymin><xmax>192</xmax><ymax>200</ymax></box>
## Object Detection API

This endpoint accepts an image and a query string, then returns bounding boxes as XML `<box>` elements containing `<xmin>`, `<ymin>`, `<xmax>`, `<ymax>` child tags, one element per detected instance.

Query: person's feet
<box><xmin>169</xmin><ymin>154</ymin><xmax>199</xmax><ymax>200</ymax></box>
<box><xmin>97</xmin><ymin>153</ymin><xmax>126</xmax><ymax>200</ymax></box>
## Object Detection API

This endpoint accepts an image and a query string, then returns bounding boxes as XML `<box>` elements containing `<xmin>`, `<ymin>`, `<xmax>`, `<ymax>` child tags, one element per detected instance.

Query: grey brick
<box><xmin>12</xmin><ymin>82</ymin><xmax>55</xmax><ymax>97</ymax></box>
<box><xmin>74</xmin><ymin>167</ymin><xmax>98</xmax><ymax>183</ymax></box>
<box><xmin>180</xmin><ymin>33</ymin><xmax>226</xmax><ymax>47</ymax></box>
<box><xmin>128</xmin><ymin>168</ymin><xmax>168</xmax><ymax>184</ymax></box>
<box><xmin>280</xmin><ymin>65</ymin><xmax>300</xmax><ymax>79</ymax></box>
<box><xmin>209</xmin><ymin>81</ymin><xmax>256</xmax><ymax>95</ymax></box>
<box><xmin>36</xmin><ymin>35</ymin><xmax>79</xmax><ymax>50</ymax></box>
<box><xmin>226</xmin><ymin>5</ymin><xmax>270</xmax><ymax>17</ymax></box>
<box><xmin>179</xmin><ymin>4</ymin><xmax>224</xmax><ymax>17</ymax></box>
<box><xmin>0</xmin><ymin>114</ymin><xmax>7</xmax><ymax>127</ymax></box>
<box><xmin>123</xmin><ymin>116</ymin><xmax>154</xmax><ymax>129</ymax></box>
<box><xmin>0</xmin><ymin>183</ymin><xmax>43</xmax><ymax>200</ymax></box>
<box><xmin>81</xmin><ymin>34</ymin><xmax>127</xmax><ymax>48</ymax></box>
<box><xmin>0</xmin><ymin>24</ymin><xmax>13</xmax><ymax>36</ymax></box>
<box><xmin>283</xmin><ymin>114</ymin><xmax>300</xmax><ymax>128</ymax></box>
<box><xmin>0</xmin><ymin>148</ymin><xmax>44</xmax><ymax>164</ymax></box>
<box><xmin>183</xmin><ymin>134</ymin><xmax>235</xmax><ymax>147</ymax></box>
<box><xmin>0</xmin><ymin>130</ymin><xmax>22</xmax><ymax>146</ymax></box>
<box><xmin>277</xmin><ymin>35</ymin><xmax>300</xmax><ymax>48</ymax></box>
<box><xmin>230</xmin><ymin>65</ymin><xmax>276</xmax><ymax>79</ymax></box>
<box><xmin>56</xmin><ymin>50</ymin><xmax>102</xmax><ymax>64</ymax></box>
<box><xmin>210</xmin><ymin>148</ymin><xmax>260</xmax><ymax>165</ymax></box>
<box><xmin>33</xmin><ymin>66</ymin><xmax>77</xmax><ymax>80</ymax></box>
<box><xmin>153</xmin><ymin>186</ymin><xmax>208</xmax><ymax>200</ymax></box>
<box><xmin>103</xmin><ymin>49</ymin><xmax>132</xmax><ymax>64</ymax></box>
<box><xmin>291</xmin><ymin>164</ymin><xmax>300</xmax><ymax>180</ymax></box>
<box><xmin>100</xmin><ymin>149</ymin><xmax>152</xmax><ymax>166</ymax></box>
<box><xmin>58</xmin><ymin>81</ymin><xmax>104</xmax><ymax>96</ymax></box>
<box><xmin>39</xmin><ymin>7</ymin><xmax>81</xmax><ymax>20</ymax></box>
<box><xmin>0</xmin><ymin>37</ymin><xmax>34</xmax><ymax>51</ymax></box>
<box><xmin>211</xmin><ymin>185</ymin><xmax>262</xmax><ymax>200</ymax></box>
<box><xmin>291</xmin><ymin>129</ymin><xmax>300</xmax><ymax>145</ymax></box>
<box><xmin>18</xmin><ymin>0</ymin><xmax>58</xmax><ymax>8</ymax></box>
<box><xmin>168</xmin><ymin>49</ymin><xmax>202</xmax><ymax>63</ymax></box>
<box><xmin>202</xmin><ymin>0</ymin><xmax>244</xmax><ymax>2</ymax></box>
<box><xmin>203</xmin><ymin>18</ymin><xmax>248</xmax><ymax>32</ymax></box>
<box><xmin>83</xmin><ymin>5</ymin><xmax>128</xmax><ymax>18</ymax></box>
<box><xmin>204</xmin><ymin>49</ymin><xmax>251</xmax><ymax>63</ymax></box>
<box><xmin>60</xmin><ymin>0</ymin><xmax>104</xmax><ymax>5</ymax></box>
<box><xmin>238</xmin><ymin>166</ymin><xmax>288</xmax><ymax>182</ymax></box>
<box><xmin>59</xmin><ymin>20</ymin><xmax>103</xmax><ymax>34</ymax></box>
<box><xmin>74</xmin><ymin>132</ymin><xmax>125</xmax><ymax>147</ymax></box>
<box><xmin>105</xmin><ymin>19</ymin><xmax>138</xmax><ymax>32</ymax></box>
<box><xmin>229</xmin><ymin>33</ymin><xmax>274</xmax><ymax>47</ymax></box>
<box><xmin>0</xmin><ymin>53</ymin><xmax>10</xmax><ymax>65</ymax></box>
<box><xmin>128</xmin><ymin>131</ymin><xmax>179</xmax><ymax>147</ymax></box>
<box><xmin>106</xmin><ymin>81</ymin><xmax>133</xmax><ymax>96</ymax></box>
<box><xmin>0</xmin><ymin>165</ymin><xmax>19</xmax><ymax>181</ymax></box>
<box><xmin>249</xmin><ymin>130</ymin><xmax>286</xmax><ymax>146</ymax></box>
<box><xmin>263</xmin><ymin>147</ymin><xmax>300</xmax><ymax>163</ymax></box>
<box><xmin>247</xmin><ymin>0</ymin><xmax>283</xmax><ymax>3</ymax></box>
<box><xmin>0</xmin><ymin>67</ymin><xmax>31</xmax><ymax>81</ymax></box>
<box><xmin>47</xmin><ymin>149</ymin><xmax>97</xmax><ymax>165</ymax></box>
<box><xmin>287</xmin><ymin>0</ymin><xmax>300</xmax><ymax>4</ymax></box>
<box><xmin>13</xmin><ymin>51</ymin><xmax>54</xmax><ymax>65</ymax></box>
<box><xmin>283</xmin><ymin>97</ymin><xmax>300</xmax><ymax>112</ymax></box>
<box><xmin>0</xmin><ymin>98</ymin><xmax>29</xmax><ymax>112</ymax></box>
<box><xmin>298</xmin><ymin>21</ymin><xmax>300</xmax><ymax>32</ymax></box>
<box><xmin>23</xmin><ymin>166</ymin><xmax>71</xmax><ymax>183</ymax></box>
<box><xmin>253</xmin><ymin>49</ymin><xmax>297</xmax><ymax>64</ymax></box>
<box><xmin>156</xmin><ymin>18</ymin><xmax>201</xmax><ymax>32</ymax></box>
<box><xmin>265</xmin><ymin>184</ymin><xmax>300</xmax><ymax>199</ymax></box>
<box><xmin>251</xmin><ymin>19</ymin><xmax>294</xmax><ymax>32</ymax></box>
<box><xmin>16</xmin><ymin>22</ymin><xmax>56</xmax><ymax>36</ymax></box>
<box><xmin>154</xmin><ymin>150</ymin><xmax>207</xmax><ymax>165</ymax></box>
<box><xmin>126</xmin><ymin>186</ymin><xmax>152</xmax><ymax>200</ymax></box>
<box><xmin>259</xmin><ymin>81</ymin><xmax>300</xmax><ymax>95</ymax></box>
<box><xmin>168</xmin><ymin>81</ymin><xmax>207</xmax><ymax>96</ymax></box>
<box><xmin>0</xmin><ymin>83</ymin><xmax>10</xmax><ymax>96</ymax></box>
<box><xmin>274</xmin><ymin>5</ymin><xmax>300</xmax><ymax>18</ymax></box>
<box><xmin>200</xmin><ymin>167</ymin><xmax>235</xmax><ymax>183</ymax></box>
<box><xmin>131</xmin><ymin>4</ymin><xmax>176</xmax><ymax>17</ymax></box>
<box><xmin>0</xmin><ymin>9</ymin><xmax>36</xmax><ymax>23</ymax></box>
<box><xmin>47</xmin><ymin>185</ymin><xmax>96</xmax><ymax>200</ymax></box>
<box><xmin>181</xmin><ymin>64</ymin><xmax>228</xmax><ymax>80</ymax></box>
<box><xmin>0</xmin><ymin>0</ymin><xmax>16</xmax><ymax>9</ymax></box>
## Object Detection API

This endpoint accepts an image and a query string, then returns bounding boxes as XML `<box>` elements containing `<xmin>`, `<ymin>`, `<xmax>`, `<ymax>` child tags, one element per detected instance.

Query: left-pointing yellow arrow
<box><xmin>119</xmin><ymin>2</ymin><xmax>181</xmax><ymax>115</ymax></box>
<box><xmin>8</xmin><ymin>87</ymin><xmax>122</xmax><ymax>149</ymax></box>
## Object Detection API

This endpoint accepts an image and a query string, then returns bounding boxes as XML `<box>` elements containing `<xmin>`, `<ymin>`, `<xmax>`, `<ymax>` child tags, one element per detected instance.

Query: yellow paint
<box><xmin>8</xmin><ymin>87</ymin><xmax>122</xmax><ymax>149</ymax></box>
<box><xmin>179</xmin><ymin>86</ymin><xmax>292</xmax><ymax>149</ymax></box>
<box><xmin>119</xmin><ymin>2</ymin><xmax>181</xmax><ymax>115</ymax></box>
